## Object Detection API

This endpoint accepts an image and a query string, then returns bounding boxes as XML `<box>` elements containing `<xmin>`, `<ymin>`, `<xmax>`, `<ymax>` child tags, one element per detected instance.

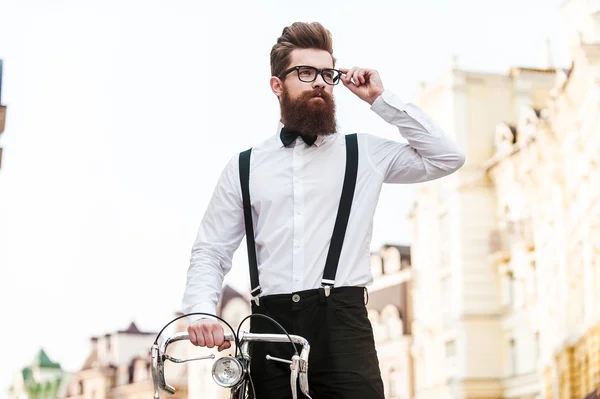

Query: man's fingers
<box><xmin>202</xmin><ymin>324</ymin><xmax>215</xmax><ymax>348</ymax></box>
<box><xmin>353</xmin><ymin>69</ymin><xmax>361</xmax><ymax>86</ymax></box>
<box><xmin>196</xmin><ymin>328</ymin><xmax>206</xmax><ymax>347</ymax></box>
<box><xmin>217</xmin><ymin>340</ymin><xmax>232</xmax><ymax>352</ymax></box>
<box><xmin>358</xmin><ymin>69</ymin><xmax>368</xmax><ymax>84</ymax></box>
<box><xmin>342</xmin><ymin>77</ymin><xmax>358</xmax><ymax>92</ymax></box>
<box><xmin>212</xmin><ymin>324</ymin><xmax>225</xmax><ymax>347</ymax></box>
<box><xmin>343</xmin><ymin>77</ymin><xmax>361</xmax><ymax>95</ymax></box>
<box><xmin>188</xmin><ymin>327</ymin><xmax>198</xmax><ymax>346</ymax></box>
<box><xmin>345</xmin><ymin>67</ymin><xmax>357</xmax><ymax>84</ymax></box>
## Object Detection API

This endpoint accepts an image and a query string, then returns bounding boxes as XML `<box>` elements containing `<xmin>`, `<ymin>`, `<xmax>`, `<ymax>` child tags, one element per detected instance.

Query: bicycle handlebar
<box><xmin>152</xmin><ymin>330</ymin><xmax>311</xmax><ymax>399</ymax></box>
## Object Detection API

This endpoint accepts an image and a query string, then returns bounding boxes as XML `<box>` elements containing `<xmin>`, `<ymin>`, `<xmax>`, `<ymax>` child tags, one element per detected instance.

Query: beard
<box><xmin>280</xmin><ymin>85</ymin><xmax>337</xmax><ymax>141</ymax></box>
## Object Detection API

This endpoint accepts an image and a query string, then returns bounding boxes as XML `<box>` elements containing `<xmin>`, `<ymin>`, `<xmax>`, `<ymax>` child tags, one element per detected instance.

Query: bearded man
<box><xmin>182</xmin><ymin>21</ymin><xmax>465</xmax><ymax>399</ymax></box>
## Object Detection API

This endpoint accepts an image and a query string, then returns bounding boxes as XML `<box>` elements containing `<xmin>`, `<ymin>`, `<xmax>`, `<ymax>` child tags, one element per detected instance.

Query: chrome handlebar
<box><xmin>152</xmin><ymin>330</ymin><xmax>311</xmax><ymax>399</ymax></box>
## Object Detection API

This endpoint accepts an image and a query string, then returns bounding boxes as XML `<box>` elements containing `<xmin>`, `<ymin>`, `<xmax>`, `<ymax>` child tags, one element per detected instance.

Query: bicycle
<box><xmin>151</xmin><ymin>312</ymin><xmax>312</xmax><ymax>399</ymax></box>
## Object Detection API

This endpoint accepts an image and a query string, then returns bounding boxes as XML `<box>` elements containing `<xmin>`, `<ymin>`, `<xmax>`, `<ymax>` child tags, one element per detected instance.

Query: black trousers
<box><xmin>248</xmin><ymin>286</ymin><xmax>385</xmax><ymax>399</ymax></box>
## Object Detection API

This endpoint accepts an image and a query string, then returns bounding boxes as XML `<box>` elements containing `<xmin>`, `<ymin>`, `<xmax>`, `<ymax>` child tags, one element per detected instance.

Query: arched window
<box><xmin>368</xmin><ymin>309</ymin><xmax>386</xmax><ymax>342</ymax></box>
<box><xmin>388</xmin><ymin>367</ymin><xmax>400</xmax><ymax>398</ymax></box>
<box><xmin>383</xmin><ymin>247</ymin><xmax>401</xmax><ymax>274</ymax></box>
<box><xmin>381</xmin><ymin>305</ymin><xmax>403</xmax><ymax>338</ymax></box>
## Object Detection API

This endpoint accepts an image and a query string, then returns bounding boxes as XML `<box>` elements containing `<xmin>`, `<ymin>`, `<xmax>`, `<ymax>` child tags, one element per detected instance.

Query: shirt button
<box><xmin>292</xmin><ymin>294</ymin><xmax>300</xmax><ymax>303</ymax></box>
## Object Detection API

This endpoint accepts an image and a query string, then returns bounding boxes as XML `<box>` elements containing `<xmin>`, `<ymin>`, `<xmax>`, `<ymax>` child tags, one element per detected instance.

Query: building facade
<box><xmin>409</xmin><ymin>1</ymin><xmax>600</xmax><ymax>399</ymax></box>
<box><xmin>57</xmin><ymin>321</ymin><xmax>187</xmax><ymax>399</ymax></box>
<box><xmin>368</xmin><ymin>244</ymin><xmax>414</xmax><ymax>399</ymax></box>
<box><xmin>411</xmin><ymin>63</ymin><xmax>556</xmax><ymax>399</ymax></box>
<box><xmin>0</xmin><ymin>59</ymin><xmax>6</xmax><ymax>169</ymax></box>
<box><xmin>486</xmin><ymin>1</ymin><xmax>600</xmax><ymax>397</ymax></box>
<box><xmin>8</xmin><ymin>349</ymin><xmax>67</xmax><ymax>399</ymax></box>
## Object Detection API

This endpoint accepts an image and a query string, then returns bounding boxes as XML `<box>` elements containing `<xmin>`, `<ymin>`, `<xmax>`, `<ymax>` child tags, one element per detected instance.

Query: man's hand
<box><xmin>340</xmin><ymin>67</ymin><xmax>384</xmax><ymax>105</ymax></box>
<box><xmin>188</xmin><ymin>319</ymin><xmax>231</xmax><ymax>352</ymax></box>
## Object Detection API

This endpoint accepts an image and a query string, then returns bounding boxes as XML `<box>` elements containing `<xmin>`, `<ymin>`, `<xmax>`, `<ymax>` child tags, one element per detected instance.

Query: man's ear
<box><xmin>270</xmin><ymin>76</ymin><xmax>284</xmax><ymax>97</ymax></box>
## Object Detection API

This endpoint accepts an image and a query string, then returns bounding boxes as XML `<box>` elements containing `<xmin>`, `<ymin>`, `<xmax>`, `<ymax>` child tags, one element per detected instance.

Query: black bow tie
<box><xmin>280</xmin><ymin>127</ymin><xmax>317</xmax><ymax>147</ymax></box>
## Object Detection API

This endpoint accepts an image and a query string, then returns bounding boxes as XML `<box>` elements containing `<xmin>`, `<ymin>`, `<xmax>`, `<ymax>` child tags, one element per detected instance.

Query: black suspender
<box><xmin>239</xmin><ymin>148</ymin><xmax>261</xmax><ymax>298</ymax></box>
<box><xmin>239</xmin><ymin>133</ymin><xmax>359</xmax><ymax>301</ymax></box>
<box><xmin>321</xmin><ymin>133</ymin><xmax>359</xmax><ymax>288</ymax></box>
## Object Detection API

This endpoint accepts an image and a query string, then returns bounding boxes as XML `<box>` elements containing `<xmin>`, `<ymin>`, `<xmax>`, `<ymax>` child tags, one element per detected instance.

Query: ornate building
<box><xmin>409</xmin><ymin>1</ymin><xmax>600</xmax><ymax>399</ymax></box>
<box><xmin>485</xmin><ymin>0</ymin><xmax>600</xmax><ymax>398</ymax></box>
<box><xmin>8</xmin><ymin>349</ymin><xmax>67</xmax><ymax>399</ymax></box>
<box><xmin>368</xmin><ymin>244</ymin><xmax>414</xmax><ymax>399</ymax></box>
<box><xmin>56</xmin><ymin>321</ymin><xmax>187</xmax><ymax>399</ymax></box>
<box><xmin>0</xmin><ymin>59</ymin><xmax>6</xmax><ymax>169</ymax></box>
<box><xmin>411</xmin><ymin>63</ymin><xmax>555</xmax><ymax>399</ymax></box>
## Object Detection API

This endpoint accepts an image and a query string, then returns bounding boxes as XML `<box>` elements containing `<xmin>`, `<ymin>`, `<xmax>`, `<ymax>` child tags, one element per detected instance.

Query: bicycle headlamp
<box><xmin>211</xmin><ymin>356</ymin><xmax>244</xmax><ymax>388</ymax></box>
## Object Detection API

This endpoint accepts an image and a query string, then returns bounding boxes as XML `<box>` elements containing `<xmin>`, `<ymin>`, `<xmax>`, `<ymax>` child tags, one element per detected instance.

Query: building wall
<box><xmin>409</xmin><ymin>2</ymin><xmax>600</xmax><ymax>399</ymax></box>
<box><xmin>367</xmin><ymin>245</ymin><xmax>415</xmax><ymax>399</ymax></box>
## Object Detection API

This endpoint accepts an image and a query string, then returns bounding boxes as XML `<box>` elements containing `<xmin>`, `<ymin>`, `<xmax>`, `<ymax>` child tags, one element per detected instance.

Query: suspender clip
<box><xmin>322</xmin><ymin>285</ymin><xmax>331</xmax><ymax>297</ymax></box>
<box><xmin>250</xmin><ymin>285</ymin><xmax>261</xmax><ymax>306</ymax></box>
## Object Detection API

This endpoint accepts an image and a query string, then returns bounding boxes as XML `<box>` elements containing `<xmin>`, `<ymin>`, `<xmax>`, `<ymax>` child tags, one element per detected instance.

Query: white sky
<box><xmin>0</xmin><ymin>0</ymin><xmax>570</xmax><ymax>395</ymax></box>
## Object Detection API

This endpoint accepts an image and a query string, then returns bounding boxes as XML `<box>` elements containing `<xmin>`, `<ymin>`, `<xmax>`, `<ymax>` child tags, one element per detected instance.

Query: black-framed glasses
<box><xmin>280</xmin><ymin>65</ymin><xmax>342</xmax><ymax>85</ymax></box>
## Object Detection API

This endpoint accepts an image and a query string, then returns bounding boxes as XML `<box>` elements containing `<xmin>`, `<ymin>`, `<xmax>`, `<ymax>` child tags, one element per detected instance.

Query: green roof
<box><xmin>21</xmin><ymin>367</ymin><xmax>33</xmax><ymax>382</ymax></box>
<box><xmin>32</xmin><ymin>349</ymin><xmax>61</xmax><ymax>369</ymax></box>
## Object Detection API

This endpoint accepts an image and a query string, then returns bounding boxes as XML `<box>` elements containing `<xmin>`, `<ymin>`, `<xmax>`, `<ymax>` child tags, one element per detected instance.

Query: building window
<box><xmin>506</xmin><ymin>272</ymin><xmax>517</xmax><ymax>308</ymax></box>
<box><xmin>501</xmin><ymin>271</ymin><xmax>517</xmax><ymax>309</ymax></box>
<box><xmin>509</xmin><ymin>338</ymin><xmax>518</xmax><ymax>376</ymax></box>
<box><xmin>441</xmin><ymin>275</ymin><xmax>453</xmax><ymax>326</ymax></box>
<box><xmin>529</xmin><ymin>260</ymin><xmax>537</xmax><ymax>299</ymax></box>
<box><xmin>388</xmin><ymin>367</ymin><xmax>399</xmax><ymax>398</ymax></box>
<box><xmin>535</xmin><ymin>332</ymin><xmax>540</xmax><ymax>364</ymax></box>
<box><xmin>445</xmin><ymin>339</ymin><xmax>457</xmax><ymax>376</ymax></box>
<box><xmin>439</xmin><ymin>212</ymin><xmax>452</xmax><ymax>266</ymax></box>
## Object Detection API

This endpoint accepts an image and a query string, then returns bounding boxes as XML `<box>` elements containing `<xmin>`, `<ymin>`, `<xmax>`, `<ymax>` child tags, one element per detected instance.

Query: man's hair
<box><xmin>270</xmin><ymin>22</ymin><xmax>336</xmax><ymax>78</ymax></box>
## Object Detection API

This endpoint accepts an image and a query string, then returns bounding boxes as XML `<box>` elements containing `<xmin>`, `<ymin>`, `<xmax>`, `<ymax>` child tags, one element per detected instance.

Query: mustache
<box><xmin>300</xmin><ymin>88</ymin><xmax>331</xmax><ymax>101</ymax></box>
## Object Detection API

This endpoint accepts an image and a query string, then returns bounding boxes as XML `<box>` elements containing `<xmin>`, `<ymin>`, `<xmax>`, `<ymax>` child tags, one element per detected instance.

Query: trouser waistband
<box><xmin>251</xmin><ymin>286</ymin><xmax>367</xmax><ymax>311</ymax></box>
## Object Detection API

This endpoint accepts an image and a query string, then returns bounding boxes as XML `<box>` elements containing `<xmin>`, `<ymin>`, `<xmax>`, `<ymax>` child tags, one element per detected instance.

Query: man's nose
<box><xmin>312</xmin><ymin>73</ymin><xmax>326</xmax><ymax>89</ymax></box>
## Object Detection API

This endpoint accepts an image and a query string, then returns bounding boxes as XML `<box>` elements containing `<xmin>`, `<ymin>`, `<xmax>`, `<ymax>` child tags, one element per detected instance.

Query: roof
<box><xmin>81</xmin><ymin>349</ymin><xmax>97</xmax><ymax>370</ymax></box>
<box><xmin>117</xmin><ymin>322</ymin><xmax>154</xmax><ymax>335</ymax></box>
<box><xmin>22</xmin><ymin>367</ymin><xmax>33</xmax><ymax>382</ymax></box>
<box><xmin>32</xmin><ymin>349</ymin><xmax>61</xmax><ymax>369</ymax></box>
<box><xmin>508</xmin><ymin>66</ymin><xmax>557</xmax><ymax>77</ymax></box>
<box><xmin>508</xmin><ymin>124</ymin><xmax>518</xmax><ymax>143</ymax></box>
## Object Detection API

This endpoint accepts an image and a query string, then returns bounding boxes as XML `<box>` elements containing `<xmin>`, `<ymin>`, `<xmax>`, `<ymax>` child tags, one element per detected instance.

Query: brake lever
<box><xmin>299</xmin><ymin>370</ymin><xmax>311</xmax><ymax>398</ymax></box>
<box><xmin>289</xmin><ymin>355</ymin><xmax>300</xmax><ymax>399</ymax></box>
<box><xmin>151</xmin><ymin>344</ymin><xmax>175</xmax><ymax>398</ymax></box>
<box><xmin>163</xmin><ymin>353</ymin><xmax>215</xmax><ymax>363</ymax></box>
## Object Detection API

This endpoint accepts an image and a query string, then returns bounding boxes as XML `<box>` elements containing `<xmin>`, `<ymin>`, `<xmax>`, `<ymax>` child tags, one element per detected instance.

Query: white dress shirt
<box><xmin>182</xmin><ymin>90</ymin><xmax>465</xmax><ymax>318</ymax></box>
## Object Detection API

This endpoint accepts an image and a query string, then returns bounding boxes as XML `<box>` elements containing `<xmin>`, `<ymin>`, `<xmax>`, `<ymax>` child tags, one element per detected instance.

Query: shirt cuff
<box><xmin>370</xmin><ymin>90</ymin><xmax>408</xmax><ymax>123</ymax></box>
<box><xmin>187</xmin><ymin>303</ymin><xmax>218</xmax><ymax>324</ymax></box>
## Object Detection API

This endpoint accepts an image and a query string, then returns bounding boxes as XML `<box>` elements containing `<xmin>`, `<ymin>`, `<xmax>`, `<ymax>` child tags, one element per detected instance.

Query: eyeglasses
<box><xmin>280</xmin><ymin>65</ymin><xmax>342</xmax><ymax>85</ymax></box>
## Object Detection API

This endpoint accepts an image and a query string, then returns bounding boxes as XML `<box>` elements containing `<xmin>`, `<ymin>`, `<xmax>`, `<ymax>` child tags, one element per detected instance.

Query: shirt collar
<box><xmin>275</xmin><ymin>121</ymin><xmax>334</xmax><ymax>148</ymax></box>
